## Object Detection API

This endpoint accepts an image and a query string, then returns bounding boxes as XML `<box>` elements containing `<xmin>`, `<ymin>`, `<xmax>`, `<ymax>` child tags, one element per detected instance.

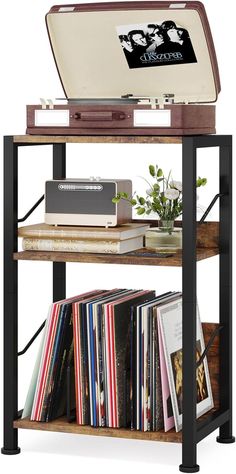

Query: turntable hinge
<box><xmin>40</xmin><ymin>98</ymin><xmax>54</xmax><ymax>109</ymax></box>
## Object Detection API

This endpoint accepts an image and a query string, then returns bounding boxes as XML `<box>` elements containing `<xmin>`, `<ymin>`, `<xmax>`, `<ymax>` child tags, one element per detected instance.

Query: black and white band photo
<box><xmin>117</xmin><ymin>20</ymin><xmax>197</xmax><ymax>69</ymax></box>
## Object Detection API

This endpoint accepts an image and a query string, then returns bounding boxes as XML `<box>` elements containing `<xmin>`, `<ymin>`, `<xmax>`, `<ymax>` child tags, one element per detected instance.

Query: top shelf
<box><xmin>13</xmin><ymin>135</ymin><xmax>182</xmax><ymax>145</ymax></box>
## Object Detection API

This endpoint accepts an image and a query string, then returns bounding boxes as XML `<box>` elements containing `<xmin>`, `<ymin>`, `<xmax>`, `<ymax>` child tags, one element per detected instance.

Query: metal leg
<box><xmin>179</xmin><ymin>137</ymin><xmax>199</xmax><ymax>473</ymax></box>
<box><xmin>1</xmin><ymin>137</ymin><xmax>21</xmax><ymax>455</ymax></box>
<box><xmin>52</xmin><ymin>144</ymin><xmax>66</xmax><ymax>301</ymax></box>
<box><xmin>217</xmin><ymin>137</ymin><xmax>235</xmax><ymax>444</ymax></box>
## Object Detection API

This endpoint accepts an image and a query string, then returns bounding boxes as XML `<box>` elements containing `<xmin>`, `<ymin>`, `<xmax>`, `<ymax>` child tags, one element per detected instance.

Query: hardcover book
<box><xmin>18</xmin><ymin>222</ymin><xmax>150</xmax><ymax>240</ymax></box>
<box><xmin>22</xmin><ymin>235</ymin><xmax>144</xmax><ymax>254</ymax></box>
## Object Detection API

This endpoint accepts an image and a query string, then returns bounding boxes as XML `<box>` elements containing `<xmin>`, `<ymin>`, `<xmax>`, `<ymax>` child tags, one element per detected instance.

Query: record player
<box><xmin>26</xmin><ymin>1</ymin><xmax>220</xmax><ymax>136</ymax></box>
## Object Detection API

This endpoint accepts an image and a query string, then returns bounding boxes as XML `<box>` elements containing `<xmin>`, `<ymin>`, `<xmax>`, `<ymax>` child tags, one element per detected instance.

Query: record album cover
<box><xmin>117</xmin><ymin>20</ymin><xmax>197</xmax><ymax>69</ymax></box>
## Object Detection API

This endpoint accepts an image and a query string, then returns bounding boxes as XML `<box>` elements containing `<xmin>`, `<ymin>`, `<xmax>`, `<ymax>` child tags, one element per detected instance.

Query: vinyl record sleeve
<box><xmin>158</xmin><ymin>297</ymin><xmax>214</xmax><ymax>432</ymax></box>
<box><xmin>108</xmin><ymin>290</ymin><xmax>156</xmax><ymax>428</ymax></box>
<box><xmin>84</xmin><ymin>289</ymin><xmax>131</xmax><ymax>426</ymax></box>
<box><xmin>133</xmin><ymin>292</ymin><xmax>180</xmax><ymax>431</ymax></box>
<box><xmin>73</xmin><ymin>289</ymin><xmax>124</xmax><ymax>425</ymax></box>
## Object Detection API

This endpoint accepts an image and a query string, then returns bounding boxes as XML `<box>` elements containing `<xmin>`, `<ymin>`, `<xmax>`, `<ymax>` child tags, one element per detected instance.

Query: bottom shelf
<box><xmin>13</xmin><ymin>416</ymin><xmax>182</xmax><ymax>443</ymax></box>
<box><xmin>14</xmin><ymin>409</ymin><xmax>220</xmax><ymax>444</ymax></box>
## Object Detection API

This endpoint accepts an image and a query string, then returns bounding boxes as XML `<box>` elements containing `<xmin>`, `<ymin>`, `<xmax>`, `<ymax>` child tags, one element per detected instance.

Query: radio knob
<box><xmin>95</xmin><ymin>176</ymin><xmax>101</xmax><ymax>181</ymax></box>
<box><xmin>89</xmin><ymin>176</ymin><xmax>95</xmax><ymax>181</ymax></box>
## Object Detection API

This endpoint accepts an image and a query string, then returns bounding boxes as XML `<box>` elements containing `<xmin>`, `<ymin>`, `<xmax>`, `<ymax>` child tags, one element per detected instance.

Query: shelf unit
<box><xmin>2</xmin><ymin>134</ymin><xmax>234</xmax><ymax>472</ymax></box>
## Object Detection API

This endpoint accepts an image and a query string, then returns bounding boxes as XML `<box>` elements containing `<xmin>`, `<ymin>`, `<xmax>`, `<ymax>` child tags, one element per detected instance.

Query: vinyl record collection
<box><xmin>23</xmin><ymin>289</ymin><xmax>214</xmax><ymax>432</ymax></box>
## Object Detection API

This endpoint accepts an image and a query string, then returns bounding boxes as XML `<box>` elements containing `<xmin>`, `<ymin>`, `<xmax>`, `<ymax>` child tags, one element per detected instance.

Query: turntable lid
<box><xmin>46</xmin><ymin>1</ymin><xmax>220</xmax><ymax>103</ymax></box>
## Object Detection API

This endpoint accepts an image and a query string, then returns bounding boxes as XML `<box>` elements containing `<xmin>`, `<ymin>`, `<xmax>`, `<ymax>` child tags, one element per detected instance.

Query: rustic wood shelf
<box><xmin>13</xmin><ymin>322</ymin><xmax>220</xmax><ymax>444</ymax></box>
<box><xmin>13</xmin><ymin>135</ymin><xmax>182</xmax><ymax>144</ymax></box>
<box><xmin>13</xmin><ymin>416</ymin><xmax>182</xmax><ymax>443</ymax></box>
<box><xmin>13</xmin><ymin>248</ymin><xmax>218</xmax><ymax>266</ymax></box>
<box><xmin>13</xmin><ymin>408</ymin><xmax>222</xmax><ymax>445</ymax></box>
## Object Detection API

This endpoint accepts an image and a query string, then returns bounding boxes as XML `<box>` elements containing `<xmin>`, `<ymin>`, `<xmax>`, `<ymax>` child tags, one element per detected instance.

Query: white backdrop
<box><xmin>0</xmin><ymin>1</ymin><xmax>235</xmax><ymax>473</ymax></box>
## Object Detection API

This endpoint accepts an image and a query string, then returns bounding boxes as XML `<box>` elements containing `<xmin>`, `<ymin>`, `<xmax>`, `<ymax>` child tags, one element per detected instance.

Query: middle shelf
<box><xmin>15</xmin><ymin>220</ymin><xmax>219</xmax><ymax>266</ymax></box>
<box><xmin>13</xmin><ymin>247</ymin><xmax>218</xmax><ymax>266</ymax></box>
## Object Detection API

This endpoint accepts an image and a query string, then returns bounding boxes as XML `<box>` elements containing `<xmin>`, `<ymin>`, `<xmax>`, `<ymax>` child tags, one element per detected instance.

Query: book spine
<box><xmin>18</xmin><ymin>224</ymin><xmax>149</xmax><ymax>240</ymax></box>
<box><xmin>22</xmin><ymin>236</ymin><xmax>144</xmax><ymax>254</ymax></box>
<box><xmin>22</xmin><ymin>238</ymin><xmax>119</xmax><ymax>253</ymax></box>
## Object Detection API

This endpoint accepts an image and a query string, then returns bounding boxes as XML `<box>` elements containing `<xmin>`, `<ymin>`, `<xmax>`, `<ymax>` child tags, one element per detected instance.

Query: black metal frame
<box><xmin>180</xmin><ymin>135</ymin><xmax>235</xmax><ymax>473</ymax></box>
<box><xmin>1</xmin><ymin>135</ymin><xmax>234</xmax><ymax>470</ymax></box>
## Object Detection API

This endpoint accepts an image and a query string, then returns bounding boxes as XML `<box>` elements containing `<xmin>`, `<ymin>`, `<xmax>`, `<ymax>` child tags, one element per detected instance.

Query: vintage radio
<box><xmin>45</xmin><ymin>179</ymin><xmax>132</xmax><ymax>226</ymax></box>
<box><xmin>27</xmin><ymin>1</ymin><xmax>220</xmax><ymax>136</ymax></box>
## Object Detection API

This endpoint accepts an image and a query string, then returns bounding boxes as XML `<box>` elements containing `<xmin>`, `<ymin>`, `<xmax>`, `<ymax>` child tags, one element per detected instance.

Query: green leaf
<box><xmin>149</xmin><ymin>165</ymin><xmax>155</xmax><ymax>177</ymax></box>
<box><xmin>157</xmin><ymin>168</ymin><xmax>163</xmax><ymax>177</ymax></box>
<box><xmin>196</xmin><ymin>177</ymin><xmax>207</xmax><ymax>187</ymax></box>
<box><xmin>120</xmin><ymin>192</ymin><xmax>129</xmax><ymax>198</ymax></box>
<box><xmin>130</xmin><ymin>199</ymin><xmax>137</xmax><ymax>205</ymax></box>
<box><xmin>136</xmin><ymin>207</ymin><xmax>146</xmax><ymax>215</ymax></box>
<box><xmin>112</xmin><ymin>197</ymin><xmax>120</xmax><ymax>203</ymax></box>
<box><xmin>160</xmin><ymin>195</ymin><xmax>167</xmax><ymax>203</ymax></box>
<box><xmin>138</xmin><ymin>197</ymin><xmax>146</xmax><ymax>205</ymax></box>
<box><xmin>153</xmin><ymin>183</ymin><xmax>160</xmax><ymax>192</ymax></box>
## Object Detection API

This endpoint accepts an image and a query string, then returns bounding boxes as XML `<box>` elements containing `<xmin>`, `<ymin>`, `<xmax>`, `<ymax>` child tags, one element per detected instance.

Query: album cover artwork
<box><xmin>170</xmin><ymin>339</ymin><xmax>209</xmax><ymax>416</ymax></box>
<box><xmin>158</xmin><ymin>298</ymin><xmax>214</xmax><ymax>432</ymax></box>
<box><xmin>116</xmin><ymin>20</ymin><xmax>197</xmax><ymax>69</ymax></box>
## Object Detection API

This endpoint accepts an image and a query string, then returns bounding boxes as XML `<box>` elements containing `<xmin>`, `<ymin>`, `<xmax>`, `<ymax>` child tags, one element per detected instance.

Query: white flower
<box><xmin>146</xmin><ymin>188</ymin><xmax>152</xmax><ymax>196</ymax></box>
<box><xmin>164</xmin><ymin>188</ymin><xmax>180</xmax><ymax>200</ymax></box>
<box><xmin>171</xmin><ymin>180</ymin><xmax>182</xmax><ymax>192</ymax></box>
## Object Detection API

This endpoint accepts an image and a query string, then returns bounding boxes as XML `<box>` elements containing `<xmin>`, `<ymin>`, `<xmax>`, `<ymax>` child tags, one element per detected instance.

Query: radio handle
<box><xmin>73</xmin><ymin>111</ymin><xmax>126</xmax><ymax>121</ymax></box>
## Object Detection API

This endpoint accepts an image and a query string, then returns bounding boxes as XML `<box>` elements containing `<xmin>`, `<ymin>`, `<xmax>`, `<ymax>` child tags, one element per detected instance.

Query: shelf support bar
<box><xmin>17</xmin><ymin>320</ymin><xmax>46</xmax><ymax>356</ymax></box>
<box><xmin>1</xmin><ymin>137</ymin><xmax>21</xmax><ymax>455</ymax></box>
<box><xmin>217</xmin><ymin>136</ymin><xmax>235</xmax><ymax>444</ymax></box>
<box><xmin>199</xmin><ymin>193</ymin><xmax>224</xmax><ymax>223</ymax></box>
<box><xmin>17</xmin><ymin>194</ymin><xmax>45</xmax><ymax>223</ymax></box>
<box><xmin>52</xmin><ymin>144</ymin><xmax>66</xmax><ymax>301</ymax></box>
<box><xmin>196</xmin><ymin>325</ymin><xmax>223</xmax><ymax>368</ymax></box>
<box><xmin>180</xmin><ymin>137</ymin><xmax>199</xmax><ymax>473</ymax></box>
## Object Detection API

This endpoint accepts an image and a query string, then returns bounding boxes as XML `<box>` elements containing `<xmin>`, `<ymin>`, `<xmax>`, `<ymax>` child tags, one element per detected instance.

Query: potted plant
<box><xmin>112</xmin><ymin>165</ymin><xmax>207</xmax><ymax>250</ymax></box>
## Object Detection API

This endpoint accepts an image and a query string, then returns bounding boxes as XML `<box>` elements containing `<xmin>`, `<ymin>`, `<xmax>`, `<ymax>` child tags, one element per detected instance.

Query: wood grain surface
<box><xmin>13</xmin><ymin>135</ymin><xmax>182</xmax><ymax>144</ymax></box>
<box><xmin>13</xmin><ymin>247</ymin><xmax>218</xmax><ymax>265</ymax></box>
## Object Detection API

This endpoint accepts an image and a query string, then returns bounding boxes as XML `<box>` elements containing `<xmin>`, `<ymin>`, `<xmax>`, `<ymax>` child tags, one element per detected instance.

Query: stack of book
<box><xmin>18</xmin><ymin>223</ymin><xmax>150</xmax><ymax>254</ymax></box>
<box><xmin>22</xmin><ymin>289</ymin><xmax>214</xmax><ymax>432</ymax></box>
